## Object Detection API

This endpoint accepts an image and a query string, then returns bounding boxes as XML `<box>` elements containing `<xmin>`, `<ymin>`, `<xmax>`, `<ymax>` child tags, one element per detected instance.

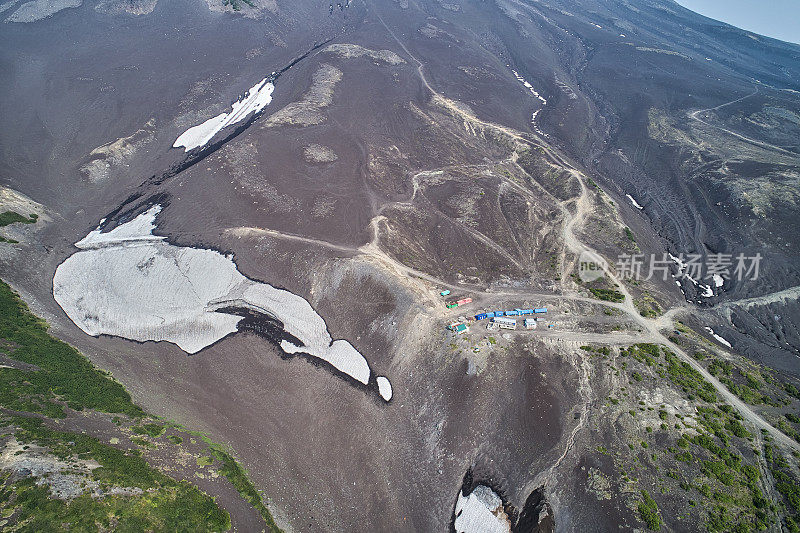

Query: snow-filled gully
<box><xmin>510</xmin><ymin>67</ymin><xmax>548</xmax><ymax>137</ymax></box>
<box><xmin>53</xmin><ymin>205</ymin><xmax>393</xmax><ymax>402</ymax></box>
<box><xmin>173</xmin><ymin>78</ymin><xmax>275</xmax><ymax>152</ymax></box>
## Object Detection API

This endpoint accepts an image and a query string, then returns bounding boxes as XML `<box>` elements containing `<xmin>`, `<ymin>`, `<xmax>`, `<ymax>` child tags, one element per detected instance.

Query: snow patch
<box><xmin>712</xmin><ymin>273</ymin><xmax>724</xmax><ymax>288</ymax></box>
<box><xmin>53</xmin><ymin>205</ymin><xmax>388</xmax><ymax>396</ymax></box>
<box><xmin>510</xmin><ymin>68</ymin><xmax>547</xmax><ymax>106</ymax></box>
<box><xmin>509</xmin><ymin>67</ymin><xmax>548</xmax><ymax>136</ymax></box>
<box><xmin>669</xmin><ymin>253</ymin><xmax>714</xmax><ymax>297</ymax></box>
<box><xmin>626</xmin><ymin>194</ymin><xmax>643</xmax><ymax>209</ymax></box>
<box><xmin>705</xmin><ymin>327</ymin><xmax>732</xmax><ymax>348</ymax></box>
<box><xmin>173</xmin><ymin>78</ymin><xmax>274</xmax><ymax>152</ymax></box>
<box><xmin>4</xmin><ymin>0</ymin><xmax>80</xmax><ymax>22</ymax></box>
<box><xmin>377</xmin><ymin>376</ymin><xmax>392</xmax><ymax>401</ymax></box>
<box><xmin>454</xmin><ymin>485</ymin><xmax>511</xmax><ymax>533</ymax></box>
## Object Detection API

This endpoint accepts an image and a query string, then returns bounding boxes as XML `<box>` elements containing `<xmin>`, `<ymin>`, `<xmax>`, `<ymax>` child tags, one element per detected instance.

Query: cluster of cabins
<box><xmin>473</xmin><ymin>308</ymin><xmax>547</xmax><ymax>320</ymax></box>
<box><xmin>445</xmin><ymin>297</ymin><xmax>473</xmax><ymax>309</ymax></box>
<box><xmin>490</xmin><ymin>316</ymin><xmax>537</xmax><ymax>330</ymax></box>
<box><xmin>442</xmin><ymin>290</ymin><xmax>552</xmax><ymax>334</ymax></box>
<box><xmin>481</xmin><ymin>309</ymin><xmax>547</xmax><ymax>331</ymax></box>
<box><xmin>447</xmin><ymin>307</ymin><xmax>549</xmax><ymax>334</ymax></box>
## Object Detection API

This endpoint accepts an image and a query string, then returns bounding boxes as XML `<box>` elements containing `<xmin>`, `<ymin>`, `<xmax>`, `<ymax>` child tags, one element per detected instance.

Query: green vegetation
<box><xmin>209</xmin><ymin>445</ymin><xmax>282</xmax><ymax>532</ymax></box>
<box><xmin>621</xmin><ymin>343</ymin><xmax>659</xmax><ymax>366</ymax></box>
<box><xmin>197</xmin><ymin>456</ymin><xmax>214</xmax><ymax>467</ymax></box>
<box><xmin>765</xmin><ymin>439</ymin><xmax>800</xmax><ymax>530</ymax></box>
<box><xmin>2</xmin><ymin>415</ymin><xmax>231</xmax><ymax>532</ymax></box>
<box><xmin>0</xmin><ymin>280</ymin><xmax>142</xmax><ymax>418</ymax></box>
<box><xmin>624</xmin><ymin>226</ymin><xmax>635</xmax><ymax>242</ymax></box>
<box><xmin>0</xmin><ymin>211</ymin><xmax>37</xmax><ymax>227</ymax></box>
<box><xmin>130</xmin><ymin>436</ymin><xmax>153</xmax><ymax>447</ymax></box>
<box><xmin>580</xmin><ymin>345</ymin><xmax>610</xmax><ymax>357</ymax></box>
<box><xmin>617</xmin><ymin>343</ymin><xmax>778</xmax><ymax>530</ymax></box>
<box><xmin>635</xmin><ymin>293</ymin><xmax>662</xmax><ymax>318</ymax></box>
<box><xmin>2</xmin><ymin>474</ymin><xmax>229</xmax><ymax>533</ymax></box>
<box><xmin>638</xmin><ymin>489</ymin><xmax>662</xmax><ymax>530</ymax></box>
<box><xmin>718</xmin><ymin>370</ymin><xmax>778</xmax><ymax>406</ymax></box>
<box><xmin>708</xmin><ymin>359</ymin><xmax>733</xmax><ymax>376</ymax></box>
<box><xmin>588</xmin><ymin>287</ymin><xmax>625</xmax><ymax>302</ymax></box>
<box><xmin>661</xmin><ymin>349</ymin><xmax>717</xmax><ymax>403</ymax></box>
<box><xmin>11</xmin><ymin>416</ymin><xmax>160</xmax><ymax>487</ymax></box>
<box><xmin>784</xmin><ymin>383</ymin><xmax>800</xmax><ymax>400</ymax></box>
<box><xmin>705</xmin><ymin>357</ymin><xmax>784</xmax><ymax>407</ymax></box>
<box><xmin>0</xmin><ymin>279</ymin><xmax>279</xmax><ymax>531</ymax></box>
<box><xmin>222</xmin><ymin>0</ymin><xmax>255</xmax><ymax>10</ymax></box>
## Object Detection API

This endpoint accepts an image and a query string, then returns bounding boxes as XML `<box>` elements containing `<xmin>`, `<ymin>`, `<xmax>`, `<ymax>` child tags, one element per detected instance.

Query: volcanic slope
<box><xmin>2</xmin><ymin>0</ymin><xmax>800</xmax><ymax>532</ymax></box>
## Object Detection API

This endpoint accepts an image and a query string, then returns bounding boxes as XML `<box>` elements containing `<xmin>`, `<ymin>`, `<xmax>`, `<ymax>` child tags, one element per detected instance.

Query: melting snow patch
<box><xmin>705</xmin><ymin>327</ymin><xmax>732</xmax><ymax>348</ymax></box>
<box><xmin>510</xmin><ymin>69</ymin><xmax>547</xmax><ymax>106</ymax></box>
<box><xmin>377</xmin><ymin>376</ymin><xmax>392</xmax><ymax>401</ymax></box>
<box><xmin>53</xmin><ymin>205</ymin><xmax>388</xmax><ymax>397</ymax></box>
<box><xmin>626</xmin><ymin>194</ymin><xmax>643</xmax><ymax>209</ymax></box>
<box><xmin>508</xmin><ymin>68</ymin><xmax>548</xmax><ymax>136</ymax></box>
<box><xmin>454</xmin><ymin>485</ymin><xmax>511</xmax><ymax>533</ymax></box>
<box><xmin>670</xmin><ymin>253</ymin><xmax>714</xmax><ymax>297</ymax></box>
<box><xmin>173</xmin><ymin>78</ymin><xmax>274</xmax><ymax>152</ymax></box>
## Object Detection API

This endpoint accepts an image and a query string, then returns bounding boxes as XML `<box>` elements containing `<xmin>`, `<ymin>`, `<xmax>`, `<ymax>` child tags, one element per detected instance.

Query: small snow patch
<box><xmin>377</xmin><ymin>376</ymin><xmax>392</xmax><ymax>401</ymax></box>
<box><xmin>670</xmin><ymin>253</ymin><xmax>714</xmax><ymax>297</ymax></box>
<box><xmin>705</xmin><ymin>327</ymin><xmax>732</xmax><ymax>348</ymax></box>
<box><xmin>626</xmin><ymin>194</ymin><xmax>643</xmax><ymax>209</ymax></box>
<box><xmin>454</xmin><ymin>485</ymin><xmax>511</xmax><ymax>533</ymax></box>
<box><xmin>510</xmin><ymin>69</ymin><xmax>547</xmax><ymax>106</ymax></box>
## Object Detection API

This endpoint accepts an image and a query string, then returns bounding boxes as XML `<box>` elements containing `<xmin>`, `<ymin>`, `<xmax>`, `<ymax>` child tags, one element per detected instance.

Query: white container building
<box><xmin>493</xmin><ymin>317</ymin><xmax>517</xmax><ymax>330</ymax></box>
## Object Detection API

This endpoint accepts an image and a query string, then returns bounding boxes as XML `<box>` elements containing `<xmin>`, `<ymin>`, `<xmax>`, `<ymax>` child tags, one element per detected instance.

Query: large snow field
<box><xmin>53</xmin><ymin>205</ymin><xmax>389</xmax><ymax>395</ymax></box>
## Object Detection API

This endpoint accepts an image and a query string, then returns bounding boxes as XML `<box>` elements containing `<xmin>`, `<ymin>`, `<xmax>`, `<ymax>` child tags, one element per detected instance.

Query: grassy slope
<box><xmin>0</xmin><ymin>211</ymin><xmax>37</xmax><ymax>228</ymax></box>
<box><xmin>589</xmin><ymin>342</ymin><xmax>800</xmax><ymax>531</ymax></box>
<box><xmin>0</xmin><ymin>279</ymin><xmax>280</xmax><ymax>531</ymax></box>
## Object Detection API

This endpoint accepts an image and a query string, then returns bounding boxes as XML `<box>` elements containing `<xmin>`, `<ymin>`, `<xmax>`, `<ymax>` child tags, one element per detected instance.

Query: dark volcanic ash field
<box><xmin>2</xmin><ymin>0</ymin><xmax>800</xmax><ymax>531</ymax></box>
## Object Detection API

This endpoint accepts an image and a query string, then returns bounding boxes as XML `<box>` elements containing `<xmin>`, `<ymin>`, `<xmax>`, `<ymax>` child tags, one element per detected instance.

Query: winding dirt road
<box><xmin>234</xmin><ymin>12</ymin><xmax>800</xmax><ymax>457</ymax></box>
<box><xmin>378</xmin><ymin>12</ymin><xmax>800</xmax><ymax>453</ymax></box>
